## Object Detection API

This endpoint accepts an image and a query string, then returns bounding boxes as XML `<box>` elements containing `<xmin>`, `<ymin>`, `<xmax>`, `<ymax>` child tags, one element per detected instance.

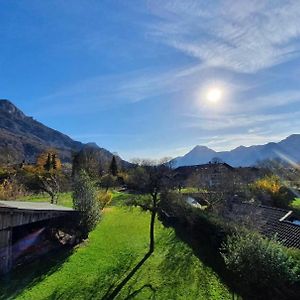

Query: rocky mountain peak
<box><xmin>0</xmin><ymin>99</ymin><xmax>25</xmax><ymax>119</ymax></box>
<box><xmin>191</xmin><ymin>145</ymin><xmax>215</xmax><ymax>154</ymax></box>
<box><xmin>0</xmin><ymin>99</ymin><xmax>130</xmax><ymax>167</ymax></box>
<box><xmin>172</xmin><ymin>134</ymin><xmax>300</xmax><ymax>167</ymax></box>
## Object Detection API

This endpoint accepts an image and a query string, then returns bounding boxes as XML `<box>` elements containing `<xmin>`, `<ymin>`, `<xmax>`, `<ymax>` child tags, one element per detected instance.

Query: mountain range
<box><xmin>172</xmin><ymin>135</ymin><xmax>300</xmax><ymax>167</ymax></box>
<box><xmin>0</xmin><ymin>99</ymin><xmax>124</xmax><ymax>166</ymax></box>
<box><xmin>1</xmin><ymin>99</ymin><xmax>299</xmax><ymax>168</ymax></box>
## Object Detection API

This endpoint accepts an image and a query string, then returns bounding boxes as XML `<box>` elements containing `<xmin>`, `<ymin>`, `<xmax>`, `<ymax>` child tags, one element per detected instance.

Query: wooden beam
<box><xmin>0</xmin><ymin>229</ymin><xmax>12</xmax><ymax>274</ymax></box>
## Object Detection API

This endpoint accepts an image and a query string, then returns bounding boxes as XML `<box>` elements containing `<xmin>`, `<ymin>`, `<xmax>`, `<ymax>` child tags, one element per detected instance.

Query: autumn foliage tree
<box><xmin>0</xmin><ymin>166</ymin><xmax>25</xmax><ymax>199</ymax></box>
<box><xmin>35</xmin><ymin>149</ymin><xmax>62</xmax><ymax>204</ymax></box>
<box><xmin>36</xmin><ymin>150</ymin><xmax>62</xmax><ymax>171</ymax></box>
<box><xmin>0</xmin><ymin>177</ymin><xmax>25</xmax><ymax>200</ymax></box>
<box><xmin>252</xmin><ymin>175</ymin><xmax>294</xmax><ymax>208</ymax></box>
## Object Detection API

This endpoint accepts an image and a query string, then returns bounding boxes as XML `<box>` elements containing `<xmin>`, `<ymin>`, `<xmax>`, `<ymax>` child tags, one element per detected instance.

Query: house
<box><xmin>174</xmin><ymin>162</ymin><xmax>265</xmax><ymax>189</ymax></box>
<box><xmin>174</xmin><ymin>162</ymin><xmax>235</xmax><ymax>188</ymax></box>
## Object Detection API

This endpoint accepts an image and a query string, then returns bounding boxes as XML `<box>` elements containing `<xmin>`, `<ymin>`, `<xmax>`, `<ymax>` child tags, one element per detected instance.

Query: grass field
<box><xmin>292</xmin><ymin>198</ymin><xmax>300</xmax><ymax>209</ymax></box>
<box><xmin>18</xmin><ymin>191</ymin><xmax>132</xmax><ymax>208</ymax></box>
<box><xmin>19</xmin><ymin>192</ymin><xmax>73</xmax><ymax>208</ymax></box>
<box><xmin>180</xmin><ymin>187</ymin><xmax>200</xmax><ymax>193</ymax></box>
<box><xmin>0</xmin><ymin>193</ymin><xmax>232</xmax><ymax>300</ymax></box>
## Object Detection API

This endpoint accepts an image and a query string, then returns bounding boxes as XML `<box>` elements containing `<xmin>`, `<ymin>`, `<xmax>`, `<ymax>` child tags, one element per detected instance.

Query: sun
<box><xmin>206</xmin><ymin>87</ymin><xmax>223</xmax><ymax>103</ymax></box>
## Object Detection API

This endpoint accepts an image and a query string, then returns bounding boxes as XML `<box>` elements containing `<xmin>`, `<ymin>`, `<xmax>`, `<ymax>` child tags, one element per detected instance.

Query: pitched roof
<box><xmin>175</xmin><ymin>162</ymin><xmax>234</xmax><ymax>171</ymax></box>
<box><xmin>237</xmin><ymin>203</ymin><xmax>300</xmax><ymax>249</ymax></box>
<box><xmin>258</xmin><ymin>205</ymin><xmax>300</xmax><ymax>249</ymax></box>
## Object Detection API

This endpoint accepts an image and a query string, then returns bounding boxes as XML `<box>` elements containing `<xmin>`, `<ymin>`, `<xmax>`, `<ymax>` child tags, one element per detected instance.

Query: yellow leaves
<box><xmin>23</xmin><ymin>164</ymin><xmax>36</xmax><ymax>173</ymax></box>
<box><xmin>97</xmin><ymin>190</ymin><xmax>112</xmax><ymax>210</ymax></box>
<box><xmin>253</xmin><ymin>175</ymin><xmax>281</xmax><ymax>195</ymax></box>
<box><xmin>0</xmin><ymin>179</ymin><xmax>11</xmax><ymax>193</ymax></box>
<box><xmin>0</xmin><ymin>178</ymin><xmax>24</xmax><ymax>200</ymax></box>
<box><xmin>36</xmin><ymin>149</ymin><xmax>62</xmax><ymax>171</ymax></box>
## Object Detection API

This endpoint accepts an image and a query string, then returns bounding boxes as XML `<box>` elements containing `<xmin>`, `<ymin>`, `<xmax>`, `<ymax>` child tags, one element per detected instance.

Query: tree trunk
<box><xmin>149</xmin><ymin>209</ymin><xmax>156</xmax><ymax>253</ymax></box>
<box><xmin>50</xmin><ymin>192</ymin><xmax>55</xmax><ymax>204</ymax></box>
<box><xmin>149</xmin><ymin>192</ymin><xmax>157</xmax><ymax>253</ymax></box>
<box><xmin>49</xmin><ymin>191</ymin><xmax>58</xmax><ymax>204</ymax></box>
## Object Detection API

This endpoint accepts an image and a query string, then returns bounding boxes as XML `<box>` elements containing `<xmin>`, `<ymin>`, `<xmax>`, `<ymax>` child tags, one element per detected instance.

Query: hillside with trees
<box><xmin>0</xmin><ymin>100</ymin><xmax>129</xmax><ymax>168</ymax></box>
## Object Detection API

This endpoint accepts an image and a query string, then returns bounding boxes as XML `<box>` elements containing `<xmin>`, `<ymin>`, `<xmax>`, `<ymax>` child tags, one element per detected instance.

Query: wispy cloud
<box><xmin>183</xmin><ymin>103</ymin><xmax>300</xmax><ymax>133</ymax></box>
<box><xmin>246</xmin><ymin>90</ymin><xmax>300</xmax><ymax>110</ymax></box>
<box><xmin>183</xmin><ymin>111</ymin><xmax>300</xmax><ymax>131</ymax></box>
<box><xmin>148</xmin><ymin>0</ymin><xmax>300</xmax><ymax>73</ymax></box>
<box><xmin>33</xmin><ymin>67</ymin><xmax>188</xmax><ymax>116</ymax></box>
<box><xmin>35</xmin><ymin>62</ymin><xmax>235</xmax><ymax>117</ymax></box>
<box><xmin>34</xmin><ymin>1</ymin><xmax>300</xmax><ymax>118</ymax></box>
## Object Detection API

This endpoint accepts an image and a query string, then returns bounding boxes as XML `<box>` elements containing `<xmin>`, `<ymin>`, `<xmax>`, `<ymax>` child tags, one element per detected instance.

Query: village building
<box><xmin>174</xmin><ymin>161</ymin><xmax>264</xmax><ymax>189</ymax></box>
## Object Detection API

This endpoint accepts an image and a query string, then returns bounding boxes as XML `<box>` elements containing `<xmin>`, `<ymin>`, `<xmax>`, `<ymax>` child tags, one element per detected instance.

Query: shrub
<box><xmin>274</xmin><ymin>186</ymin><xmax>295</xmax><ymax>208</ymax></box>
<box><xmin>221</xmin><ymin>232</ymin><xmax>300</xmax><ymax>299</ymax></box>
<box><xmin>97</xmin><ymin>190</ymin><xmax>112</xmax><ymax>210</ymax></box>
<box><xmin>160</xmin><ymin>191</ymin><xmax>233</xmax><ymax>245</ymax></box>
<box><xmin>73</xmin><ymin>171</ymin><xmax>101</xmax><ymax>238</ymax></box>
<box><xmin>252</xmin><ymin>175</ymin><xmax>294</xmax><ymax>208</ymax></box>
<box><xmin>0</xmin><ymin>177</ymin><xmax>25</xmax><ymax>200</ymax></box>
<box><xmin>253</xmin><ymin>175</ymin><xmax>281</xmax><ymax>194</ymax></box>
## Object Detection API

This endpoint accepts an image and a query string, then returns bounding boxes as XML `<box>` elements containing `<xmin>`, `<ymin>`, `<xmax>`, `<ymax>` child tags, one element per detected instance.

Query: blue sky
<box><xmin>1</xmin><ymin>0</ymin><xmax>300</xmax><ymax>160</ymax></box>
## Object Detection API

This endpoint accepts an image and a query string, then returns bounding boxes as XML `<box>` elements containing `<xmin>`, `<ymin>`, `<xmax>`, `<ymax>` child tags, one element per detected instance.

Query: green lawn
<box><xmin>19</xmin><ymin>192</ymin><xmax>73</xmax><ymax>208</ymax></box>
<box><xmin>18</xmin><ymin>190</ymin><xmax>133</xmax><ymax>208</ymax></box>
<box><xmin>0</xmin><ymin>203</ymin><xmax>232</xmax><ymax>299</ymax></box>
<box><xmin>292</xmin><ymin>198</ymin><xmax>300</xmax><ymax>209</ymax></box>
<box><xmin>180</xmin><ymin>187</ymin><xmax>199</xmax><ymax>193</ymax></box>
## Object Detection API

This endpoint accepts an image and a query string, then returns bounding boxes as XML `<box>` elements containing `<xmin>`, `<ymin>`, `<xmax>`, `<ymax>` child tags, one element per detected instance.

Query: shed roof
<box><xmin>0</xmin><ymin>200</ymin><xmax>73</xmax><ymax>212</ymax></box>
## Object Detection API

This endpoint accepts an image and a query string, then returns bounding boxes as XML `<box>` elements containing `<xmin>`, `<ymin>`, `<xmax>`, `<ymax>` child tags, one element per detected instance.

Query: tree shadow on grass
<box><xmin>162</xmin><ymin>221</ymin><xmax>241</xmax><ymax>299</ymax></box>
<box><xmin>0</xmin><ymin>247</ymin><xmax>73</xmax><ymax>300</ymax></box>
<box><xmin>46</xmin><ymin>249</ymin><xmax>151</xmax><ymax>300</ymax></box>
<box><xmin>101</xmin><ymin>250</ymin><xmax>153</xmax><ymax>300</ymax></box>
<box><xmin>158</xmin><ymin>234</ymin><xmax>231</xmax><ymax>299</ymax></box>
<box><xmin>123</xmin><ymin>283</ymin><xmax>156</xmax><ymax>300</ymax></box>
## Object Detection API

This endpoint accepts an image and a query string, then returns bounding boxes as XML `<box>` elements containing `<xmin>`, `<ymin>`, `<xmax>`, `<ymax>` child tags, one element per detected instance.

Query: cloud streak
<box><xmin>183</xmin><ymin>111</ymin><xmax>300</xmax><ymax>131</ymax></box>
<box><xmin>148</xmin><ymin>0</ymin><xmax>300</xmax><ymax>73</ymax></box>
<box><xmin>34</xmin><ymin>66</ymin><xmax>189</xmax><ymax>116</ymax></box>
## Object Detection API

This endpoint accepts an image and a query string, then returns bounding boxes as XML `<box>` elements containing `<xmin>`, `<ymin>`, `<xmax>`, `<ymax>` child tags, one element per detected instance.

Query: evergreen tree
<box><xmin>43</xmin><ymin>153</ymin><xmax>52</xmax><ymax>171</ymax></box>
<box><xmin>109</xmin><ymin>156</ymin><xmax>118</xmax><ymax>176</ymax></box>
<box><xmin>52</xmin><ymin>154</ymin><xmax>57</xmax><ymax>170</ymax></box>
<box><xmin>37</xmin><ymin>150</ymin><xmax>61</xmax><ymax>171</ymax></box>
<box><xmin>36</xmin><ymin>150</ymin><xmax>62</xmax><ymax>204</ymax></box>
<box><xmin>73</xmin><ymin>171</ymin><xmax>101</xmax><ymax>238</ymax></box>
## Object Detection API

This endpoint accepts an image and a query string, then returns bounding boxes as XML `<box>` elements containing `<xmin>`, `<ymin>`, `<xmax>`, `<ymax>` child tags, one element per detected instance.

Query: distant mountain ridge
<box><xmin>0</xmin><ymin>99</ymin><xmax>124</xmax><ymax>166</ymax></box>
<box><xmin>172</xmin><ymin>134</ymin><xmax>300</xmax><ymax>167</ymax></box>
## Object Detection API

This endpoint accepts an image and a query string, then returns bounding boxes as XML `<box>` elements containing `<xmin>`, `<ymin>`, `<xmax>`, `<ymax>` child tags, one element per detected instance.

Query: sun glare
<box><xmin>206</xmin><ymin>87</ymin><xmax>222</xmax><ymax>103</ymax></box>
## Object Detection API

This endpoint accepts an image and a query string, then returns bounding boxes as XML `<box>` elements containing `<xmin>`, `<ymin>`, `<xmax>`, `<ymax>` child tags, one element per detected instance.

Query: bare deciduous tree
<box><xmin>37</xmin><ymin>172</ymin><xmax>60</xmax><ymax>204</ymax></box>
<box><xmin>126</xmin><ymin>158</ymin><xmax>173</xmax><ymax>252</ymax></box>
